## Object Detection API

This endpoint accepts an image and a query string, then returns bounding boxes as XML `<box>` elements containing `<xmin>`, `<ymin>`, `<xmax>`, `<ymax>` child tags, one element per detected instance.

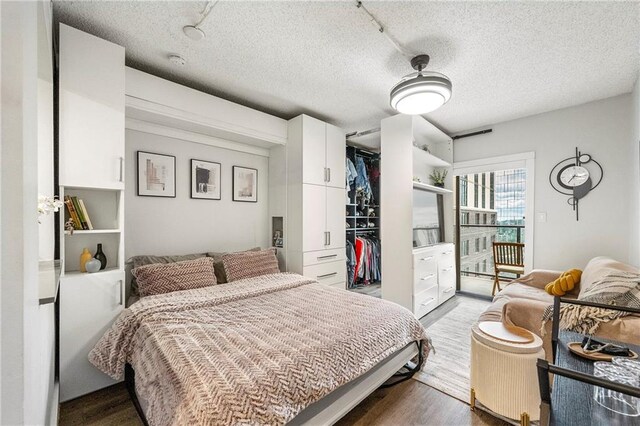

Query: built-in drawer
<box><xmin>303</xmin><ymin>248</ymin><xmax>345</xmax><ymax>266</ymax></box>
<box><xmin>414</xmin><ymin>248</ymin><xmax>438</xmax><ymax>277</ymax></box>
<box><xmin>303</xmin><ymin>260</ymin><xmax>346</xmax><ymax>287</ymax></box>
<box><xmin>414</xmin><ymin>269</ymin><xmax>438</xmax><ymax>294</ymax></box>
<box><xmin>413</xmin><ymin>285</ymin><xmax>439</xmax><ymax>319</ymax></box>
<box><xmin>439</xmin><ymin>282</ymin><xmax>455</xmax><ymax>304</ymax></box>
<box><xmin>437</xmin><ymin>244</ymin><xmax>455</xmax><ymax>270</ymax></box>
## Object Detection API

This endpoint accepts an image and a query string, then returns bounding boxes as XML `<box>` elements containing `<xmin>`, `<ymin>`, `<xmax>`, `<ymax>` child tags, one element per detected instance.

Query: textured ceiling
<box><xmin>53</xmin><ymin>1</ymin><xmax>640</xmax><ymax>135</ymax></box>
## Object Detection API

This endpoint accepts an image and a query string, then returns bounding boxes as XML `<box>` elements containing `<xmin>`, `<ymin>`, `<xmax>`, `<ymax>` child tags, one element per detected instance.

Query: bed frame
<box><xmin>125</xmin><ymin>342</ymin><xmax>421</xmax><ymax>425</ymax></box>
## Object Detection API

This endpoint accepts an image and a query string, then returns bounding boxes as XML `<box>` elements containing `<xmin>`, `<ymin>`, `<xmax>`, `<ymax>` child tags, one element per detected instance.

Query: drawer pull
<box><xmin>420</xmin><ymin>298</ymin><xmax>435</xmax><ymax>306</ymax></box>
<box><xmin>117</xmin><ymin>280</ymin><xmax>123</xmax><ymax>305</ymax></box>
<box><xmin>443</xmin><ymin>287</ymin><xmax>454</xmax><ymax>294</ymax></box>
<box><xmin>317</xmin><ymin>254</ymin><xmax>338</xmax><ymax>260</ymax></box>
<box><xmin>441</xmin><ymin>251</ymin><xmax>453</xmax><ymax>255</ymax></box>
<box><xmin>420</xmin><ymin>256</ymin><xmax>434</xmax><ymax>261</ymax></box>
<box><xmin>442</xmin><ymin>267</ymin><xmax>454</xmax><ymax>272</ymax></box>
<box><xmin>420</xmin><ymin>274</ymin><xmax>435</xmax><ymax>280</ymax></box>
<box><xmin>317</xmin><ymin>272</ymin><xmax>338</xmax><ymax>279</ymax></box>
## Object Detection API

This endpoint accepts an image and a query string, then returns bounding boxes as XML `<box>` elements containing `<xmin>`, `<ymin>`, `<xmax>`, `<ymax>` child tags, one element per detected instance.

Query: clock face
<box><xmin>559</xmin><ymin>165</ymin><xmax>590</xmax><ymax>188</ymax></box>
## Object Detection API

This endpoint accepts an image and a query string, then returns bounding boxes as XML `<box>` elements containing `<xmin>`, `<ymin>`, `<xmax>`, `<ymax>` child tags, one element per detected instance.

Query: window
<box><xmin>475</xmin><ymin>263</ymin><xmax>480</xmax><ymax>273</ymax></box>
<box><xmin>491</xmin><ymin>235</ymin><xmax>496</xmax><ymax>244</ymax></box>
<box><xmin>483</xmin><ymin>213</ymin><xmax>487</xmax><ymax>225</ymax></box>
<box><xmin>473</xmin><ymin>174</ymin><xmax>479</xmax><ymax>207</ymax></box>
<box><xmin>483</xmin><ymin>236</ymin><xmax>487</xmax><ymax>250</ymax></box>
<box><xmin>460</xmin><ymin>178</ymin><xmax>468</xmax><ymax>206</ymax></box>
<box><xmin>462</xmin><ymin>240</ymin><xmax>469</xmax><ymax>256</ymax></box>
<box><xmin>491</xmin><ymin>214</ymin><xmax>496</xmax><ymax>225</ymax></box>
<box><xmin>475</xmin><ymin>238</ymin><xmax>480</xmax><ymax>253</ymax></box>
<box><xmin>461</xmin><ymin>212</ymin><xmax>469</xmax><ymax>225</ymax></box>
<box><xmin>490</xmin><ymin>173</ymin><xmax>495</xmax><ymax>210</ymax></box>
<box><xmin>475</xmin><ymin>213</ymin><xmax>480</xmax><ymax>224</ymax></box>
<box><xmin>481</xmin><ymin>174</ymin><xmax>486</xmax><ymax>209</ymax></box>
<box><xmin>482</xmin><ymin>259</ymin><xmax>487</xmax><ymax>272</ymax></box>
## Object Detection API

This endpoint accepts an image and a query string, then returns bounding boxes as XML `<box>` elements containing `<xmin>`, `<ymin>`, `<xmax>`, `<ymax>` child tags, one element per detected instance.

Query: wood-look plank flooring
<box><xmin>59</xmin><ymin>380</ymin><xmax>504</xmax><ymax>426</ymax></box>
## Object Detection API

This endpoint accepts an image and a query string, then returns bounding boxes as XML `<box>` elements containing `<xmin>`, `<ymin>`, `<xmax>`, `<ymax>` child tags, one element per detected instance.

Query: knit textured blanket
<box><xmin>542</xmin><ymin>271</ymin><xmax>640</xmax><ymax>335</ymax></box>
<box><xmin>89</xmin><ymin>273</ymin><xmax>429</xmax><ymax>425</ymax></box>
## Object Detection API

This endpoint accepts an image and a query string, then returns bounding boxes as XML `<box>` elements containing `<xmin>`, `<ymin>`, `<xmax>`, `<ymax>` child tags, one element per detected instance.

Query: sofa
<box><xmin>478</xmin><ymin>256</ymin><xmax>640</xmax><ymax>361</ymax></box>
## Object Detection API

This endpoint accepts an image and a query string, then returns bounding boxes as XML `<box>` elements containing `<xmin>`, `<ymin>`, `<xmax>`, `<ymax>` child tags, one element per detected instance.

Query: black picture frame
<box><xmin>232</xmin><ymin>166</ymin><xmax>258</xmax><ymax>203</ymax></box>
<box><xmin>136</xmin><ymin>151</ymin><xmax>176</xmax><ymax>198</ymax></box>
<box><xmin>190</xmin><ymin>159</ymin><xmax>222</xmax><ymax>200</ymax></box>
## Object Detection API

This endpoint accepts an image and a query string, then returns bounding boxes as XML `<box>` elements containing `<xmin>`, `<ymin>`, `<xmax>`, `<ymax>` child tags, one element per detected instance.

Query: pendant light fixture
<box><xmin>390</xmin><ymin>55</ymin><xmax>452</xmax><ymax>115</ymax></box>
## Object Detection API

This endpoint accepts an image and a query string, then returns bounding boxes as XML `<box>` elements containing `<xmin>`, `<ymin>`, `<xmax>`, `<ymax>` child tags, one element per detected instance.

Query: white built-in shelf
<box><xmin>63</xmin><ymin>266</ymin><xmax>120</xmax><ymax>277</ymax></box>
<box><xmin>65</xmin><ymin>229</ymin><xmax>121</xmax><ymax>235</ymax></box>
<box><xmin>413</xmin><ymin>181</ymin><xmax>453</xmax><ymax>194</ymax></box>
<box><xmin>413</xmin><ymin>146</ymin><xmax>451</xmax><ymax>168</ymax></box>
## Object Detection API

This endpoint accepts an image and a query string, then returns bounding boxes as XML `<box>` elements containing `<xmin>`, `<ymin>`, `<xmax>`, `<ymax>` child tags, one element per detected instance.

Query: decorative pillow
<box><xmin>545</xmin><ymin>269</ymin><xmax>582</xmax><ymax>296</ymax></box>
<box><xmin>128</xmin><ymin>253</ymin><xmax>206</xmax><ymax>295</ymax></box>
<box><xmin>206</xmin><ymin>247</ymin><xmax>261</xmax><ymax>283</ymax></box>
<box><xmin>132</xmin><ymin>257</ymin><xmax>216</xmax><ymax>297</ymax></box>
<box><xmin>221</xmin><ymin>249</ymin><xmax>280</xmax><ymax>282</ymax></box>
<box><xmin>579</xmin><ymin>257</ymin><xmax>638</xmax><ymax>299</ymax></box>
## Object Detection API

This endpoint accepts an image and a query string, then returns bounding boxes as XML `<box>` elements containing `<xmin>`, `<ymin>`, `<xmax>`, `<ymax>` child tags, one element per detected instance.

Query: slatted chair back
<box><xmin>492</xmin><ymin>242</ymin><xmax>524</xmax><ymax>267</ymax></box>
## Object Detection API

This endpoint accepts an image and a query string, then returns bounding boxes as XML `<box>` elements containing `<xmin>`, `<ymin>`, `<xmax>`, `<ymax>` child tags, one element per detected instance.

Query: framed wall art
<box><xmin>137</xmin><ymin>151</ymin><xmax>176</xmax><ymax>198</ymax></box>
<box><xmin>191</xmin><ymin>159</ymin><xmax>221</xmax><ymax>200</ymax></box>
<box><xmin>232</xmin><ymin>166</ymin><xmax>258</xmax><ymax>203</ymax></box>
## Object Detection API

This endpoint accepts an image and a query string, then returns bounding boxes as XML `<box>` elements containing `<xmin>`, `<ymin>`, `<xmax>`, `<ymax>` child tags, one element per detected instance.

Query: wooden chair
<box><xmin>492</xmin><ymin>242</ymin><xmax>525</xmax><ymax>296</ymax></box>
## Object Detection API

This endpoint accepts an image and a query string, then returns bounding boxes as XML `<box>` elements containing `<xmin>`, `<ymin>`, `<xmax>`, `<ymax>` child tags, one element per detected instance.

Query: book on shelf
<box><xmin>78</xmin><ymin>199</ymin><xmax>93</xmax><ymax>230</ymax></box>
<box><xmin>64</xmin><ymin>196</ymin><xmax>93</xmax><ymax>230</ymax></box>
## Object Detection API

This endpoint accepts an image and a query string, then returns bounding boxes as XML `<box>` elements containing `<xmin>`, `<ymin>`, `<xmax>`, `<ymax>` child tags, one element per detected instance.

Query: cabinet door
<box><xmin>302</xmin><ymin>184</ymin><xmax>327</xmax><ymax>252</ymax></box>
<box><xmin>301</xmin><ymin>116</ymin><xmax>327</xmax><ymax>186</ymax></box>
<box><xmin>325</xmin><ymin>123</ymin><xmax>346</xmax><ymax>189</ymax></box>
<box><xmin>60</xmin><ymin>269</ymin><xmax>125</xmax><ymax>402</ymax></box>
<box><xmin>325</xmin><ymin>186</ymin><xmax>346</xmax><ymax>250</ymax></box>
<box><xmin>59</xmin><ymin>24</ymin><xmax>125</xmax><ymax>190</ymax></box>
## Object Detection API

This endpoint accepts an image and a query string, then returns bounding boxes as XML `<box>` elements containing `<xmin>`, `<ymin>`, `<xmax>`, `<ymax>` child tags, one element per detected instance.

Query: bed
<box><xmin>90</xmin><ymin>272</ymin><xmax>429</xmax><ymax>425</ymax></box>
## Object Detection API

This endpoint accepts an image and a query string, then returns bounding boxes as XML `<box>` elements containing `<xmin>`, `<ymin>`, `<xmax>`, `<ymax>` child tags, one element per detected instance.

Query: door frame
<box><xmin>453</xmin><ymin>151</ymin><xmax>535</xmax><ymax>273</ymax></box>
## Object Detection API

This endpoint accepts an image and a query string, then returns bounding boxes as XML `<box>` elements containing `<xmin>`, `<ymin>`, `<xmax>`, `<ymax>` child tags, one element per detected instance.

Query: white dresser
<box><xmin>412</xmin><ymin>243</ymin><xmax>456</xmax><ymax>318</ymax></box>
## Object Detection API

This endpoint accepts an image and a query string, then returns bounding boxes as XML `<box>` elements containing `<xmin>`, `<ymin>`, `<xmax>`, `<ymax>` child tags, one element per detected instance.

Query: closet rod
<box><xmin>451</xmin><ymin>128</ymin><xmax>492</xmax><ymax>140</ymax></box>
<box><xmin>346</xmin><ymin>127</ymin><xmax>381</xmax><ymax>140</ymax></box>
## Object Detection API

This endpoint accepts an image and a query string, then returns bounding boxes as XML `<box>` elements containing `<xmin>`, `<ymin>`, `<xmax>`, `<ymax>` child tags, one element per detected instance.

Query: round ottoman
<box><xmin>470</xmin><ymin>321</ymin><xmax>544</xmax><ymax>424</ymax></box>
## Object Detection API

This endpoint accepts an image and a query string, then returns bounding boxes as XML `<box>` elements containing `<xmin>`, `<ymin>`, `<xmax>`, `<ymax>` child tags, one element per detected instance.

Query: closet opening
<box><xmin>346</xmin><ymin>145</ymin><xmax>381</xmax><ymax>298</ymax></box>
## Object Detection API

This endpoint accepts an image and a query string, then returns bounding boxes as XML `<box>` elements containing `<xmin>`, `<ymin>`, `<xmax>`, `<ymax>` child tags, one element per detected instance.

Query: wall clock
<box><xmin>549</xmin><ymin>147</ymin><xmax>603</xmax><ymax>221</ymax></box>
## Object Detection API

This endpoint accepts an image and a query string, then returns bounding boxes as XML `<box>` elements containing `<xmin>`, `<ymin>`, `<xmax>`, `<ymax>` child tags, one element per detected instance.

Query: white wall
<box><xmin>454</xmin><ymin>94</ymin><xmax>634</xmax><ymax>270</ymax></box>
<box><xmin>629</xmin><ymin>76</ymin><xmax>640</xmax><ymax>267</ymax></box>
<box><xmin>125</xmin><ymin>129</ymin><xmax>270</xmax><ymax>260</ymax></box>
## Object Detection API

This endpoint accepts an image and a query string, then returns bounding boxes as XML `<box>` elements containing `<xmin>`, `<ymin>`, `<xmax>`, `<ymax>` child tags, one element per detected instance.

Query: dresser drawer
<box><xmin>414</xmin><ymin>249</ymin><xmax>438</xmax><ymax>278</ymax></box>
<box><xmin>414</xmin><ymin>270</ymin><xmax>438</xmax><ymax>294</ymax></box>
<box><xmin>413</xmin><ymin>285</ymin><xmax>439</xmax><ymax>318</ymax></box>
<box><xmin>439</xmin><ymin>282</ymin><xmax>455</xmax><ymax>304</ymax></box>
<box><xmin>437</xmin><ymin>244</ymin><xmax>455</xmax><ymax>270</ymax></box>
<box><xmin>303</xmin><ymin>248</ymin><xmax>345</xmax><ymax>266</ymax></box>
<box><xmin>303</xmin><ymin>260</ymin><xmax>346</xmax><ymax>286</ymax></box>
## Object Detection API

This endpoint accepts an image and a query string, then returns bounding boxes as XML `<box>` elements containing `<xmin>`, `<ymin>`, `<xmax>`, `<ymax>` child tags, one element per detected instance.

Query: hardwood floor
<box><xmin>59</xmin><ymin>379</ymin><xmax>504</xmax><ymax>426</ymax></box>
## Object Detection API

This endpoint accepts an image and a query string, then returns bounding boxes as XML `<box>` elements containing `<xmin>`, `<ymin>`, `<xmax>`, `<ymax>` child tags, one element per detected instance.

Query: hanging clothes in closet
<box><xmin>353</xmin><ymin>235</ymin><xmax>381</xmax><ymax>286</ymax></box>
<box><xmin>346</xmin><ymin>240</ymin><xmax>356</xmax><ymax>288</ymax></box>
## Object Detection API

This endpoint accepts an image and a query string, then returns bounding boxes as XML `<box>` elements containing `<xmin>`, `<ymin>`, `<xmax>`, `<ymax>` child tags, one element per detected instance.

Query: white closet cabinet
<box><xmin>58</xmin><ymin>24</ymin><xmax>125</xmax><ymax>190</ymax></box>
<box><xmin>58</xmin><ymin>24</ymin><xmax>127</xmax><ymax>402</ymax></box>
<box><xmin>413</xmin><ymin>243</ymin><xmax>456</xmax><ymax>318</ymax></box>
<box><xmin>286</xmin><ymin>115</ymin><xmax>346</xmax><ymax>288</ymax></box>
<box><xmin>59</xmin><ymin>270</ymin><xmax>125</xmax><ymax>401</ymax></box>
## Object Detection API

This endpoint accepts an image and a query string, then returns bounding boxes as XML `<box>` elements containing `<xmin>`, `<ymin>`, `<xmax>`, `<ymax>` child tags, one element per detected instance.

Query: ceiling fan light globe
<box><xmin>390</xmin><ymin>71</ymin><xmax>452</xmax><ymax>115</ymax></box>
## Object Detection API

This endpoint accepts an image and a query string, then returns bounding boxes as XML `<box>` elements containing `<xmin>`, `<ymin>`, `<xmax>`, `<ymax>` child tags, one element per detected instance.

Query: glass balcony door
<box><xmin>454</xmin><ymin>168</ymin><xmax>527</xmax><ymax>298</ymax></box>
